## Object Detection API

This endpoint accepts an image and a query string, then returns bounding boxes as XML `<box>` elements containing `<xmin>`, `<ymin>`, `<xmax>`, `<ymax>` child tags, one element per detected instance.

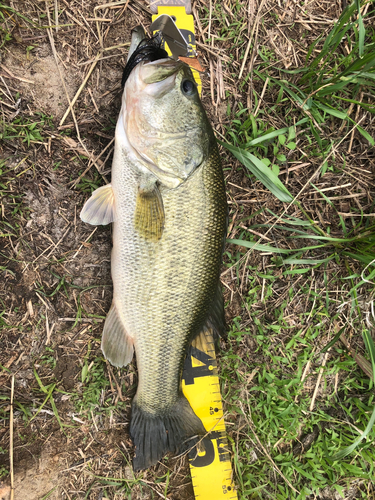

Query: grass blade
<box><xmin>220</xmin><ymin>142</ymin><xmax>293</xmax><ymax>202</ymax></box>
<box><xmin>321</xmin><ymin>326</ymin><xmax>346</xmax><ymax>353</ymax></box>
<box><xmin>227</xmin><ymin>238</ymin><xmax>291</xmax><ymax>254</ymax></box>
<box><xmin>356</xmin><ymin>0</ymin><xmax>365</xmax><ymax>57</ymax></box>
<box><xmin>363</xmin><ymin>329</ymin><xmax>375</xmax><ymax>390</ymax></box>
<box><xmin>331</xmin><ymin>405</ymin><xmax>375</xmax><ymax>461</ymax></box>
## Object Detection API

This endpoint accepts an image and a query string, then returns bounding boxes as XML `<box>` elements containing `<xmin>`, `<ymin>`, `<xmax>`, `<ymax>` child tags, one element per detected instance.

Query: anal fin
<box><xmin>101</xmin><ymin>302</ymin><xmax>134</xmax><ymax>367</ymax></box>
<box><xmin>134</xmin><ymin>183</ymin><xmax>165</xmax><ymax>241</ymax></box>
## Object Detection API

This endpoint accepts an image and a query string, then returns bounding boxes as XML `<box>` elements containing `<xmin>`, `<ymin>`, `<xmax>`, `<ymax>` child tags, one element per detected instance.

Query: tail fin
<box><xmin>130</xmin><ymin>394</ymin><xmax>205</xmax><ymax>470</ymax></box>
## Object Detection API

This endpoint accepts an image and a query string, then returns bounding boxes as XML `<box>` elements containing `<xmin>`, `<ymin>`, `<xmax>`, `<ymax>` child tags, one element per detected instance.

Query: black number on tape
<box><xmin>189</xmin><ymin>436</ymin><xmax>215</xmax><ymax>467</ymax></box>
<box><xmin>183</xmin><ymin>346</ymin><xmax>216</xmax><ymax>386</ymax></box>
<box><xmin>189</xmin><ymin>431</ymin><xmax>230</xmax><ymax>468</ymax></box>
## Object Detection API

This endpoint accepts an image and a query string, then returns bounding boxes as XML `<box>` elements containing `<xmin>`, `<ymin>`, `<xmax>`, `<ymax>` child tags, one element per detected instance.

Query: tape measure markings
<box><xmin>182</xmin><ymin>330</ymin><xmax>237</xmax><ymax>499</ymax></box>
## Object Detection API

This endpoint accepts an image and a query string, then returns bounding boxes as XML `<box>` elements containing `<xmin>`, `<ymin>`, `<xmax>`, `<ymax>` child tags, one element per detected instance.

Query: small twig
<box><xmin>253</xmin><ymin>76</ymin><xmax>269</xmax><ymax>117</ymax></box>
<box><xmin>35</xmin><ymin>291</ymin><xmax>51</xmax><ymax>310</ymax></box>
<box><xmin>88</xmin><ymin>88</ymin><xmax>99</xmax><ymax>113</ymax></box>
<box><xmin>278</xmin><ymin>162</ymin><xmax>310</xmax><ymax>175</ymax></box>
<box><xmin>338</xmin><ymin>212</ymin><xmax>375</xmax><ymax>217</ymax></box>
<box><xmin>348</xmin><ymin>96</ymin><xmax>362</xmax><ymax>153</ymax></box>
<box><xmin>71</xmin><ymin>228</ymin><xmax>98</xmax><ymax>259</ymax></box>
<box><xmin>310</xmin><ymin>350</ymin><xmax>330</xmax><ymax>411</ymax></box>
<box><xmin>208</xmin><ymin>0</ymin><xmax>212</xmax><ymax>39</ymax></box>
<box><xmin>209</xmin><ymin>59</ymin><xmax>215</xmax><ymax>107</ymax></box>
<box><xmin>58</xmin><ymin>317</ymin><xmax>104</xmax><ymax>322</ymax></box>
<box><xmin>277</xmin><ymin>20</ymin><xmax>337</xmax><ymax>26</ymax></box>
<box><xmin>107</xmin><ymin>365</ymin><xmax>124</xmax><ymax>402</ymax></box>
<box><xmin>64</xmin><ymin>8</ymin><xmax>84</xmax><ymax>27</ymax></box>
<box><xmin>294</xmin><ymin>350</ymin><xmax>315</xmax><ymax>403</ymax></box>
<box><xmin>77</xmin><ymin>52</ymin><xmax>122</xmax><ymax>66</ymax></box>
<box><xmin>306</xmin><ymin>183</ymin><xmax>352</xmax><ymax>194</ymax></box>
<box><xmin>0</xmin><ymin>64</ymin><xmax>34</xmax><ymax>84</ymax></box>
<box><xmin>216</xmin><ymin>57</ymin><xmax>225</xmax><ymax>104</ymax></box>
<box><xmin>58</xmin><ymin>118</ymin><xmax>96</xmax><ymax>130</ymax></box>
<box><xmin>239</xmin><ymin>0</ymin><xmax>267</xmax><ymax>80</ymax></box>
<box><xmin>10</xmin><ymin>375</ymin><xmax>15</xmax><ymax>500</ymax></box>
<box><xmin>54</xmin><ymin>0</ymin><xmax>59</xmax><ymax>32</ymax></box>
<box><xmin>239</xmin><ymin>225</ymin><xmax>272</xmax><ymax>241</ymax></box>
<box><xmin>312</xmin><ymin>193</ymin><xmax>366</xmax><ymax>202</ymax></box>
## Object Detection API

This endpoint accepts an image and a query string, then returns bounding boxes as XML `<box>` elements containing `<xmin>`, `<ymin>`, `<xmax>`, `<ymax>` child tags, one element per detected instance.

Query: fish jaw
<box><xmin>140</xmin><ymin>58</ymin><xmax>181</xmax><ymax>85</ymax></box>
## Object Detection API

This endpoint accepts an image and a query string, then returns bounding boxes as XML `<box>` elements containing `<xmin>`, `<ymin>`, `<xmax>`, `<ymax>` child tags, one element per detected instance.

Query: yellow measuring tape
<box><xmin>182</xmin><ymin>331</ymin><xmax>237</xmax><ymax>499</ymax></box>
<box><xmin>151</xmin><ymin>8</ymin><xmax>237</xmax><ymax>498</ymax></box>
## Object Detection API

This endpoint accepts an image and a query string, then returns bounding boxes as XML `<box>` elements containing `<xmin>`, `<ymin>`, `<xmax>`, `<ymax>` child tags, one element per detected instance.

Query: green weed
<box><xmin>73</xmin><ymin>353</ymin><xmax>127</xmax><ymax>420</ymax></box>
<box><xmin>221</xmin><ymin>269</ymin><xmax>375</xmax><ymax>499</ymax></box>
<box><xmin>0</xmin><ymin>116</ymin><xmax>45</xmax><ymax>146</ymax></box>
<box><xmin>40</xmin><ymin>346</ymin><xmax>57</xmax><ymax>370</ymax></box>
<box><xmin>0</xmin><ymin>465</ymin><xmax>9</xmax><ymax>479</ymax></box>
<box><xmin>75</xmin><ymin>172</ymin><xmax>104</xmax><ymax>194</ymax></box>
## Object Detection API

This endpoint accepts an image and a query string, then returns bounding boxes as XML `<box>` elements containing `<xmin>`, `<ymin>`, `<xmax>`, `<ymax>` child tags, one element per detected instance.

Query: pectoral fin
<box><xmin>80</xmin><ymin>184</ymin><xmax>115</xmax><ymax>226</ymax></box>
<box><xmin>134</xmin><ymin>183</ymin><xmax>165</xmax><ymax>241</ymax></box>
<box><xmin>102</xmin><ymin>303</ymin><xmax>134</xmax><ymax>367</ymax></box>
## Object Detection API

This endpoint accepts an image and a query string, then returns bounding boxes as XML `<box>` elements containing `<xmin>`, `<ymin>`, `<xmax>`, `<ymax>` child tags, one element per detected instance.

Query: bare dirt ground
<box><xmin>0</xmin><ymin>0</ymin><xmax>374</xmax><ymax>499</ymax></box>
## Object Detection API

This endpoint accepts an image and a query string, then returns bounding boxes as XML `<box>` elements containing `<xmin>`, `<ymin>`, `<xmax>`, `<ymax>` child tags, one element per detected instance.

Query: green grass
<box><xmin>217</xmin><ymin>2</ymin><xmax>375</xmax><ymax>500</ymax></box>
<box><xmin>0</xmin><ymin>113</ymin><xmax>54</xmax><ymax>146</ymax></box>
<box><xmin>219</xmin><ymin>2</ymin><xmax>375</xmax><ymax>498</ymax></box>
<box><xmin>220</xmin><ymin>267</ymin><xmax>375</xmax><ymax>499</ymax></box>
<box><xmin>0</xmin><ymin>464</ymin><xmax>9</xmax><ymax>479</ymax></box>
<box><xmin>222</xmin><ymin>1</ymin><xmax>375</xmax><ymax>196</ymax></box>
<box><xmin>73</xmin><ymin>352</ymin><xmax>118</xmax><ymax>420</ymax></box>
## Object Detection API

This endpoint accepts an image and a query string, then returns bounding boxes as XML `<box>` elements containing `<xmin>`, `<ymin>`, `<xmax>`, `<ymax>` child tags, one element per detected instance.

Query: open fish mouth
<box><xmin>122</xmin><ymin>33</ymin><xmax>170</xmax><ymax>87</ymax></box>
<box><xmin>141</xmin><ymin>58</ymin><xmax>183</xmax><ymax>87</ymax></box>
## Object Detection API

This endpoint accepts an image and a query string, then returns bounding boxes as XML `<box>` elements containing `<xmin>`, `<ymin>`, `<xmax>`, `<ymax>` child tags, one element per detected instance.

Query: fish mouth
<box><xmin>122</xmin><ymin>33</ymin><xmax>169</xmax><ymax>87</ymax></box>
<box><xmin>138</xmin><ymin>58</ymin><xmax>183</xmax><ymax>99</ymax></box>
<box><xmin>141</xmin><ymin>58</ymin><xmax>183</xmax><ymax>84</ymax></box>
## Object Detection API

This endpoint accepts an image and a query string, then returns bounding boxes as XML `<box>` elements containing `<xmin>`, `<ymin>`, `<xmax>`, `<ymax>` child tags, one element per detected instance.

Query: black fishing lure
<box><xmin>122</xmin><ymin>33</ymin><xmax>169</xmax><ymax>88</ymax></box>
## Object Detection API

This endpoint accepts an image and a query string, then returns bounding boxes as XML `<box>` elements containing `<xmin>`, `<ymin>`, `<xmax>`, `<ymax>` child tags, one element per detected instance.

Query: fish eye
<box><xmin>181</xmin><ymin>79</ymin><xmax>196</xmax><ymax>96</ymax></box>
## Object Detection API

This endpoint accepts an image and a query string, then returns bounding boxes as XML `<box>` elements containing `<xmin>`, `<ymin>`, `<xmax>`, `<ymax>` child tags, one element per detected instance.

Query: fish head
<box><xmin>121</xmin><ymin>59</ymin><xmax>212</xmax><ymax>189</ymax></box>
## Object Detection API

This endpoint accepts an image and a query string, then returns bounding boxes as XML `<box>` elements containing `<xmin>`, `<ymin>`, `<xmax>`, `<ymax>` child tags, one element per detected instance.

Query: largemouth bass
<box><xmin>80</xmin><ymin>35</ymin><xmax>227</xmax><ymax>470</ymax></box>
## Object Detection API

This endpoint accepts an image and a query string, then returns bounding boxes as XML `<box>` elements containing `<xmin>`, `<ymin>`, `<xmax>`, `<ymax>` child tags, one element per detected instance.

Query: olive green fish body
<box><xmin>80</xmin><ymin>55</ymin><xmax>227</xmax><ymax>470</ymax></box>
<box><xmin>112</xmin><ymin>142</ymin><xmax>226</xmax><ymax>414</ymax></box>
